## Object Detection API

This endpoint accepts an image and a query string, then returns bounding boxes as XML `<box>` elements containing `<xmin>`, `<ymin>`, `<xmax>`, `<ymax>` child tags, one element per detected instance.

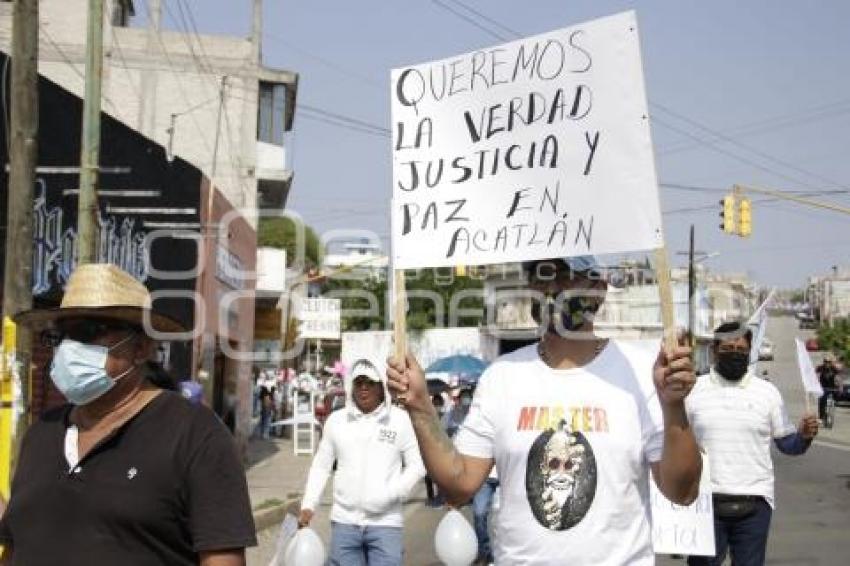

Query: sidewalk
<box><xmin>245</xmin><ymin>435</ymin><xmax>315</xmax><ymax>532</ymax></box>
<box><xmin>244</xmin><ymin>435</ymin><xmax>432</xmax><ymax>564</ymax></box>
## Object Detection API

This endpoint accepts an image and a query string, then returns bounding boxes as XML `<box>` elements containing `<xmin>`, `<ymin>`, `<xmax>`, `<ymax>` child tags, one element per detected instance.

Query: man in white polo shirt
<box><xmin>686</xmin><ymin>321</ymin><xmax>819</xmax><ymax>566</ymax></box>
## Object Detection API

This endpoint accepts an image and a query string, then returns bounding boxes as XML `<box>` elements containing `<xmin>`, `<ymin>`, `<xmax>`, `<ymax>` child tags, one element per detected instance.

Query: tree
<box><xmin>817</xmin><ymin>317</ymin><xmax>850</xmax><ymax>364</ymax></box>
<box><xmin>257</xmin><ymin>217</ymin><xmax>323</xmax><ymax>268</ymax></box>
<box><xmin>322</xmin><ymin>268</ymin><xmax>485</xmax><ymax>331</ymax></box>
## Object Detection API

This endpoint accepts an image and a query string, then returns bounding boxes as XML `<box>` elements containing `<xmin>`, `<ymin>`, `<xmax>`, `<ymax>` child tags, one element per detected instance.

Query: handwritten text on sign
<box><xmin>391</xmin><ymin>11</ymin><xmax>663</xmax><ymax>269</ymax></box>
<box><xmin>297</xmin><ymin>298</ymin><xmax>342</xmax><ymax>340</ymax></box>
<box><xmin>650</xmin><ymin>452</ymin><xmax>716</xmax><ymax>556</ymax></box>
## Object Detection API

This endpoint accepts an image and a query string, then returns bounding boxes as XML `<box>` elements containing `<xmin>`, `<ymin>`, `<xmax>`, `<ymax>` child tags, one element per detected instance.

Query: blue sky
<box><xmin>140</xmin><ymin>1</ymin><xmax>850</xmax><ymax>288</ymax></box>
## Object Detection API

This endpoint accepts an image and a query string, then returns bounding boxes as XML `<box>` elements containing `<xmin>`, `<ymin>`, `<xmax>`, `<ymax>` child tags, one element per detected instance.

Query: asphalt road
<box><xmin>249</xmin><ymin>315</ymin><xmax>850</xmax><ymax>565</ymax></box>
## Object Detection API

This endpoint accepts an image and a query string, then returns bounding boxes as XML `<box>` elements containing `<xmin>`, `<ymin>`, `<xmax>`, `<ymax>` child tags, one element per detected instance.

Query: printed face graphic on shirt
<box><xmin>525</xmin><ymin>420</ymin><xmax>596</xmax><ymax>530</ymax></box>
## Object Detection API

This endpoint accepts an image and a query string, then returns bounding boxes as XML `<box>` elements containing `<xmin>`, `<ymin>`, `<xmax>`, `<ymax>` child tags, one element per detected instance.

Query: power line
<box><xmin>39</xmin><ymin>23</ymin><xmax>119</xmax><ymax>114</ymax></box>
<box><xmin>109</xmin><ymin>24</ymin><xmax>144</xmax><ymax>103</ymax></box>
<box><xmin>430</xmin><ymin>0</ymin><xmax>509</xmax><ymax>42</ymax></box>
<box><xmin>650</xmin><ymin>114</ymin><xmax>825</xmax><ymax>191</ymax></box>
<box><xmin>138</xmin><ymin>0</ymin><xmax>215</xmax><ymax>166</ymax></box>
<box><xmin>658</xmin><ymin>98</ymin><xmax>850</xmax><ymax>155</ymax></box>
<box><xmin>424</xmin><ymin>3</ymin><xmax>848</xmax><ymax>198</ymax></box>
<box><xmin>299</xmin><ymin>113</ymin><xmax>390</xmax><ymax>139</ymax></box>
<box><xmin>264</xmin><ymin>32</ymin><xmax>384</xmax><ymax>92</ymax></box>
<box><xmin>441</xmin><ymin>0</ymin><xmax>521</xmax><ymax>38</ymax></box>
<box><xmin>299</xmin><ymin>104</ymin><xmax>390</xmax><ymax>135</ymax></box>
<box><xmin>652</xmin><ymin>101</ymin><xmax>848</xmax><ymax>191</ymax></box>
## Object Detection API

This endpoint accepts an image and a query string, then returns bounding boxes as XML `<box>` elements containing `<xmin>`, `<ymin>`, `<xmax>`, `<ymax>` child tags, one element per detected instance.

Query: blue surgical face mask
<box><xmin>50</xmin><ymin>334</ymin><xmax>136</xmax><ymax>406</ymax></box>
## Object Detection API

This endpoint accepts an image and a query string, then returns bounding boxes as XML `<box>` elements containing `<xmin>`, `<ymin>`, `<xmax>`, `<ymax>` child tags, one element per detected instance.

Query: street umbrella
<box><xmin>426</xmin><ymin>355</ymin><xmax>488</xmax><ymax>387</ymax></box>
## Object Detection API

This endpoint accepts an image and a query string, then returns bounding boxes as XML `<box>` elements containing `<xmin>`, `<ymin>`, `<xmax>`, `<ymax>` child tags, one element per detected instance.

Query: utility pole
<box><xmin>77</xmin><ymin>0</ymin><xmax>105</xmax><ymax>264</ymax></box>
<box><xmin>2</xmin><ymin>0</ymin><xmax>39</xmax><ymax>491</ymax></box>
<box><xmin>252</xmin><ymin>0</ymin><xmax>263</xmax><ymax>65</ymax></box>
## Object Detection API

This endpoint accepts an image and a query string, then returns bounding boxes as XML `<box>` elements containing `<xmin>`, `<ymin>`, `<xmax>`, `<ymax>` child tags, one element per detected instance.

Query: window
<box><xmin>111</xmin><ymin>0</ymin><xmax>134</xmax><ymax>27</ymax></box>
<box><xmin>257</xmin><ymin>82</ymin><xmax>287</xmax><ymax>145</ymax></box>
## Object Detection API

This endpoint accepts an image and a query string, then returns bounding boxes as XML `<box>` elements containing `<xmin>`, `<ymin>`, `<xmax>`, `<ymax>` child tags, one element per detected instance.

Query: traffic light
<box><xmin>738</xmin><ymin>197</ymin><xmax>752</xmax><ymax>237</ymax></box>
<box><xmin>719</xmin><ymin>194</ymin><xmax>737</xmax><ymax>234</ymax></box>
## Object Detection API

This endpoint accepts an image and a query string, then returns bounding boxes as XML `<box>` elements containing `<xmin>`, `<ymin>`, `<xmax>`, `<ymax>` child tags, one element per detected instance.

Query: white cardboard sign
<box><xmin>297</xmin><ymin>298</ymin><xmax>341</xmax><ymax>340</ymax></box>
<box><xmin>651</xmin><ymin>452</ymin><xmax>716</xmax><ymax>556</ymax></box>
<box><xmin>390</xmin><ymin>11</ymin><xmax>663</xmax><ymax>269</ymax></box>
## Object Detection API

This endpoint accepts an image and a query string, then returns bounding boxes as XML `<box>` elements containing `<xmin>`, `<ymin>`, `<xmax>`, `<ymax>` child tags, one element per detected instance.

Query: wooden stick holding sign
<box><xmin>393</xmin><ymin>269</ymin><xmax>408</xmax><ymax>401</ymax></box>
<box><xmin>654</xmin><ymin>247</ymin><xmax>680</xmax><ymax>351</ymax></box>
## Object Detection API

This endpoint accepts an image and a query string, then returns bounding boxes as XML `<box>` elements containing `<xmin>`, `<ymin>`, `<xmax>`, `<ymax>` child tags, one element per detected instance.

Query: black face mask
<box><xmin>531</xmin><ymin>295</ymin><xmax>599</xmax><ymax>332</ymax></box>
<box><xmin>716</xmin><ymin>351</ymin><xmax>750</xmax><ymax>381</ymax></box>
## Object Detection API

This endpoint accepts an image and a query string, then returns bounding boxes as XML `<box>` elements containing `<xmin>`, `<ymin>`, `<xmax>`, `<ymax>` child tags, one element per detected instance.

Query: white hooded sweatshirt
<box><xmin>300</xmin><ymin>358</ymin><xmax>425</xmax><ymax>527</ymax></box>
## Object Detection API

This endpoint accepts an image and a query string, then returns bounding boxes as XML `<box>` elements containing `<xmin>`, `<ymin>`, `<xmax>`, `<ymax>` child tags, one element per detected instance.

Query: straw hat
<box><xmin>14</xmin><ymin>263</ymin><xmax>184</xmax><ymax>332</ymax></box>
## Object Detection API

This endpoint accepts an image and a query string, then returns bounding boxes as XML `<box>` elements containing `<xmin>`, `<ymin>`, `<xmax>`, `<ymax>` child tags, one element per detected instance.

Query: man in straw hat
<box><xmin>0</xmin><ymin>264</ymin><xmax>256</xmax><ymax>565</ymax></box>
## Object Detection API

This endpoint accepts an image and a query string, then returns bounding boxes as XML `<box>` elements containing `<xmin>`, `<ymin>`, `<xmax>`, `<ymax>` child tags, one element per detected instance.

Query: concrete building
<box><xmin>480</xmin><ymin>261</ymin><xmax>757</xmax><ymax>372</ymax></box>
<box><xmin>322</xmin><ymin>239</ymin><xmax>389</xmax><ymax>280</ymax></box>
<box><xmin>0</xmin><ymin>1</ymin><xmax>298</xmax><ymax>448</ymax></box>
<box><xmin>808</xmin><ymin>266</ymin><xmax>850</xmax><ymax>324</ymax></box>
<box><xmin>0</xmin><ymin>0</ymin><xmax>297</xmax><ymax>221</ymax></box>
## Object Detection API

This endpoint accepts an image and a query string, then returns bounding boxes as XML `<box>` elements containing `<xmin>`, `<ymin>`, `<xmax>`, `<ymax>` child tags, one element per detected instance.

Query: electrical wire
<box><xmin>39</xmin><ymin>23</ymin><xmax>120</xmax><ymax>114</ymax></box>
<box><xmin>264</xmin><ymin>32</ymin><xmax>384</xmax><ymax>92</ymax></box>
<box><xmin>658</xmin><ymin>98</ymin><xmax>850</xmax><ymax>155</ymax></box>
<box><xmin>424</xmin><ymin>2</ymin><xmax>848</xmax><ymax>200</ymax></box>
<box><xmin>299</xmin><ymin>104</ymin><xmax>390</xmax><ymax>136</ymax></box>
<box><xmin>441</xmin><ymin>0</ymin><xmax>522</xmax><ymax>38</ymax></box>
<box><xmin>109</xmin><ymin>23</ymin><xmax>144</xmax><ymax>103</ymax></box>
<box><xmin>651</xmin><ymin>114</ymin><xmax>824</xmax><ymax>191</ymax></box>
<box><xmin>652</xmin><ymin>101</ymin><xmax>848</xmax><ymax>191</ymax></box>
<box><xmin>430</xmin><ymin>0</ymin><xmax>509</xmax><ymax>42</ymax></box>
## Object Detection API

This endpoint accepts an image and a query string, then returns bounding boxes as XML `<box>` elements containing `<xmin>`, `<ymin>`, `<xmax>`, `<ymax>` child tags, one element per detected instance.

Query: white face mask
<box><xmin>49</xmin><ymin>334</ymin><xmax>136</xmax><ymax>405</ymax></box>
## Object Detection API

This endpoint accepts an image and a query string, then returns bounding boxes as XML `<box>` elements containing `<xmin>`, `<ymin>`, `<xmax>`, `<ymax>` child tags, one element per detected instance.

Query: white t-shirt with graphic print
<box><xmin>454</xmin><ymin>340</ymin><xmax>664</xmax><ymax>566</ymax></box>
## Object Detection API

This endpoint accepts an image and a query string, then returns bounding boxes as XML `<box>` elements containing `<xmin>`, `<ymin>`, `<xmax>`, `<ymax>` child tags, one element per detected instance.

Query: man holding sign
<box><xmin>388</xmin><ymin>256</ymin><xmax>701</xmax><ymax>565</ymax></box>
<box><xmin>685</xmin><ymin>322</ymin><xmax>818</xmax><ymax>566</ymax></box>
<box><xmin>388</xmin><ymin>11</ymin><xmax>699</xmax><ymax>564</ymax></box>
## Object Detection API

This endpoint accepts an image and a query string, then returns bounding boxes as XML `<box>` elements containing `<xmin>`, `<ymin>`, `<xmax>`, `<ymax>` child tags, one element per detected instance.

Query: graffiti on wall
<box><xmin>31</xmin><ymin>180</ymin><xmax>149</xmax><ymax>295</ymax></box>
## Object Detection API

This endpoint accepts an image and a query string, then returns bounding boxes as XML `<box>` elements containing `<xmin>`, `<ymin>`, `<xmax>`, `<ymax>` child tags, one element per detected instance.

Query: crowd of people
<box><xmin>0</xmin><ymin>259</ymin><xmax>828</xmax><ymax>566</ymax></box>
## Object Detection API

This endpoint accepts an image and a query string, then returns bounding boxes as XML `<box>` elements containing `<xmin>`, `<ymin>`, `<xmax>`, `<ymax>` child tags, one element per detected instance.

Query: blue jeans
<box><xmin>687</xmin><ymin>498</ymin><xmax>772</xmax><ymax>566</ymax></box>
<box><xmin>329</xmin><ymin>522</ymin><xmax>403</xmax><ymax>566</ymax></box>
<box><xmin>472</xmin><ymin>478</ymin><xmax>499</xmax><ymax>561</ymax></box>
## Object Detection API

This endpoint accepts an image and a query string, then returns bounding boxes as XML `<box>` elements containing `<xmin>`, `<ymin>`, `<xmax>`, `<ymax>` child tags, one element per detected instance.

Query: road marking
<box><xmin>814</xmin><ymin>439</ymin><xmax>850</xmax><ymax>453</ymax></box>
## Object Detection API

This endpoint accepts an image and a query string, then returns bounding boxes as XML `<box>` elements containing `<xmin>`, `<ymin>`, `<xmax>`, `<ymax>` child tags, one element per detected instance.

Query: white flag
<box><xmin>747</xmin><ymin>290</ymin><xmax>774</xmax><ymax>366</ymax></box>
<box><xmin>795</xmin><ymin>338</ymin><xmax>823</xmax><ymax>397</ymax></box>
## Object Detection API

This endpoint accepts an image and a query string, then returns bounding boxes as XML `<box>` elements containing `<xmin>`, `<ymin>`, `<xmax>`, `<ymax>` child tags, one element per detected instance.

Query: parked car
<box><xmin>798</xmin><ymin>315</ymin><xmax>817</xmax><ymax>330</ymax></box>
<box><xmin>758</xmin><ymin>339</ymin><xmax>774</xmax><ymax>361</ymax></box>
<box><xmin>805</xmin><ymin>338</ymin><xmax>820</xmax><ymax>352</ymax></box>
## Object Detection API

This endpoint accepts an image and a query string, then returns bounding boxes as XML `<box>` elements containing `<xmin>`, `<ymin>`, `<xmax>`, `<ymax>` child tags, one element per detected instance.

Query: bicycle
<box><xmin>821</xmin><ymin>389</ymin><xmax>836</xmax><ymax>430</ymax></box>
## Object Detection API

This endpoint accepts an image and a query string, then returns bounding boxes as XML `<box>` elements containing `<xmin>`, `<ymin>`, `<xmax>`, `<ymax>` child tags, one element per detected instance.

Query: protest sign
<box><xmin>651</xmin><ymin>452</ymin><xmax>716</xmax><ymax>556</ymax></box>
<box><xmin>297</xmin><ymin>298</ymin><xmax>341</xmax><ymax>340</ymax></box>
<box><xmin>390</xmin><ymin>10</ymin><xmax>663</xmax><ymax>269</ymax></box>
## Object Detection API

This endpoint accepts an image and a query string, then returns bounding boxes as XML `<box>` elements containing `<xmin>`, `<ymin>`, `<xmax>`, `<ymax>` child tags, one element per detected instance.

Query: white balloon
<box><xmin>434</xmin><ymin>509</ymin><xmax>478</xmax><ymax>566</ymax></box>
<box><xmin>284</xmin><ymin>527</ymin><xmax>326</xmax><ymax>566</ymax></box>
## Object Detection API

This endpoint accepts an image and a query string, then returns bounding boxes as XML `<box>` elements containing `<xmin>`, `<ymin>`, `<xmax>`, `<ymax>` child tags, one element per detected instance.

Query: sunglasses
<box><xmin>41</xmin><ymin>321</ymin><xmax>138</xmax><ymax>347</ymax></box>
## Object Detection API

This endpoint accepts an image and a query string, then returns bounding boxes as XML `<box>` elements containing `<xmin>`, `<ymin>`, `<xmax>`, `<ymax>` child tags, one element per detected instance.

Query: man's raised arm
<box><xmin>387</xmin><ymin>353</ymin><xmax>492</xmax><ymax>504</ymax></box>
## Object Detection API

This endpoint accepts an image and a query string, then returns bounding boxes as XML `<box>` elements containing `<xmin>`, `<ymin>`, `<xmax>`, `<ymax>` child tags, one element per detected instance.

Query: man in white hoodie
<box><xmin>298</xmin><ymin>358</ymin><xmax>425</xmax><ymax>565</ymax></box>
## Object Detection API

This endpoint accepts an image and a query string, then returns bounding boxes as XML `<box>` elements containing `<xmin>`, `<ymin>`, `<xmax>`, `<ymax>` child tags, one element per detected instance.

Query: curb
<box><xmin>253</xmin><ymin>497</ymin><xmax>301</xmax><ymax>533</ymax></box>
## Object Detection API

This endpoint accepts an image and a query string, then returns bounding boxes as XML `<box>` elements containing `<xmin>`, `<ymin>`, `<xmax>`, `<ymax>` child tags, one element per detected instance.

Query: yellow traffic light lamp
<box><xmin>738</xmin><ymin>197</ymin><xmax>752</xmax><ymax>237</ymax></box>
<box><xmin>719</xmin><ymin>194</ymin><xmax>737</xmax><ymax>234</ymax></box>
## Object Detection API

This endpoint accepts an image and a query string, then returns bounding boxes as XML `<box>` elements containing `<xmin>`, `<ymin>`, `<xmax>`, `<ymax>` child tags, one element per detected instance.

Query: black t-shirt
<box><xmin>0</xmin><ymin>391</ymin><xmax>257</xmax><ymax>565</ymax></box>
<box><xmin>818</xmin><ymin>364</ymin><xmax>838</xmax><ymax>389</ymax></box>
